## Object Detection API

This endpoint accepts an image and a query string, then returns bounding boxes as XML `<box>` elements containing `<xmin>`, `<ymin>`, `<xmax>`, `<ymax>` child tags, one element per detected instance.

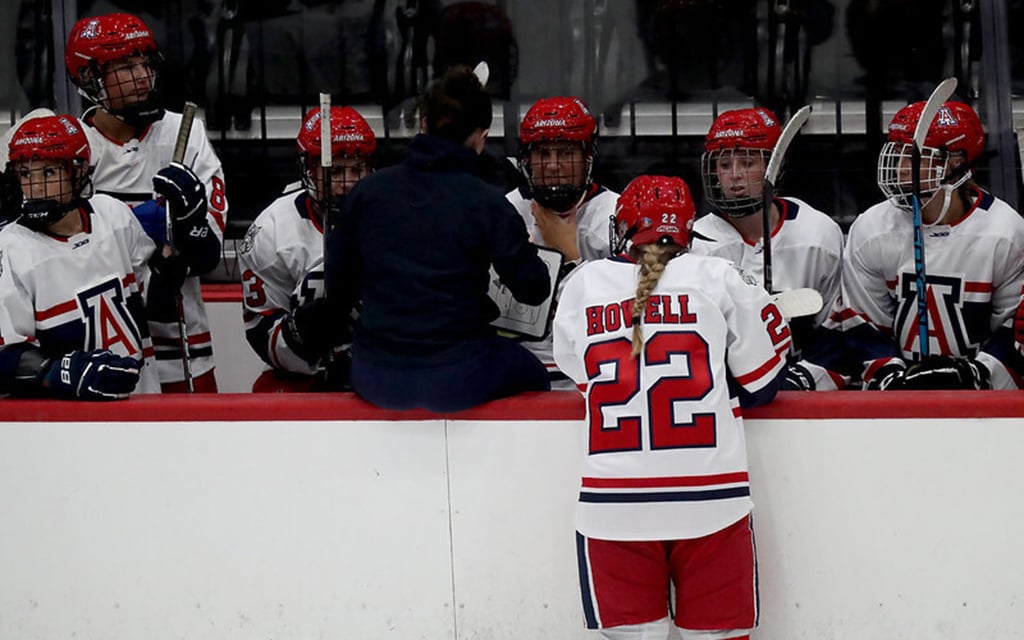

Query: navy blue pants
<box><xmin>351</xmin><ymin>337</ymin><xmax>551</xmax><ymax>412</ymax></box>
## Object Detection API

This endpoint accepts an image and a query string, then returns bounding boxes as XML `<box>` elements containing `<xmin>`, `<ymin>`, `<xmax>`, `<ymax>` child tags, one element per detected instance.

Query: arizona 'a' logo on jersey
<box><xmin>77</xmin><ymin>278</ymin><xmax>144</xmax><ymax>357</ymax></box>
<box><xmin>897</xmin><ymin>272</ymin><xmax>973</xmax><ymax>356</ymax></box>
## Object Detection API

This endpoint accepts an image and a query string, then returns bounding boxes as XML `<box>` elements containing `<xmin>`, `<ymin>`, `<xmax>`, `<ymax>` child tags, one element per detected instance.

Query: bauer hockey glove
<box><xmin>153</xmin><ymin>162</ymin><xmax>207</xmax><ymax>227</ymax></box>
<box><xmin>281</xmin><ymin>299</ymin><xmax>337</xmax><ymax>366</ymax></box>
<box><xmin>781</xmin><ymin>362</ymin><xmax>816</xmax><ymax>391</ymax></box>
<box><xmin>43</xmin><ymin>350</ymin><xmax>142</xmax><ymax>400</ymax></box>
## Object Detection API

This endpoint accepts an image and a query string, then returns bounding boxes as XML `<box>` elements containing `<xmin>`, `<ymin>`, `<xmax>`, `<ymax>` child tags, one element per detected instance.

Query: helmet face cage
<box><xmin>877</xmin><ymin>142</ymin><xmax>950</xmax><ymax>212</ymax></box>
<box><xmin>66</xmin><ymin>14</ymin><xmax>163</xmax><ymax>125</ymax></box>
<box><xmin>520</xmin><ymin>140</ymin><xmax>593</xmax><ymax>213</ymax></box>
<box><xmin>611</xmin><ymin>175</ymin><xmax>696</xmax><ymax>253</ymax></box>
<box><xmin>700</xmin><ymin>147</ymin><xmax>771</xmax><ymax>218</ymax></box>
<box><xmin>296</xmin><ymin>107</ymin><xmax>376</xmax><ymax>204</ymax></box>
<box><xmin>8</xmin><ymin>115</ymin><xmax>93</xmax><ymax>229</ymax></box>
<box><xmin>518</xmin><ymin>97</ymin><xmax>597</xmax><ymax>213</ymax></box>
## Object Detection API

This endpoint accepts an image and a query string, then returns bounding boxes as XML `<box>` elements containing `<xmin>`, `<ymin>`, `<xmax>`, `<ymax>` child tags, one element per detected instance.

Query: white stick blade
<box><xmin>472</xmin><ymin>61</ymin><xmax>490</xmax><ymax>87</ymax></box>
<box><xmin>913</xmin><ymin>77</ymin><xmax>958</xmax><ymax>149</ymax></box>
<box><xmin>771</xmin><ymin>288</ymin><xmax>824</xmax><ymax>319</ymax></box>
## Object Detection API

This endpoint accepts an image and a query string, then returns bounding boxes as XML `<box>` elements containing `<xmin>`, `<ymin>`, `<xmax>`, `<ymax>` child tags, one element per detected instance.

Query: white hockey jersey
<box><xmin>691</xmin><ymin>197</ymin><xmax>843</xmax><ymax>327</ymax></box>
<box><xmin>553</xmin><ymin>253</ymin><xmax>790</xmax><ymax>540</ymax></box>
<box><xmin>238</xmin><ymin>189</ymin><xmax>324</xmax><ymax>375</ymax></box>
<box><xmin>506</xmin><ymin>184</ymin><xmax>617</xmax><ymax>386</ymax></box>
<box><xmin>0</xmin><ymin>195</ymin><xmax>161</xmax><ymax>394</ymax></box>
<box><xmin>81</xmin><ymin>107</ymin><xmax>227</xmax><ymax>383</ymax></box>
<box><xmin>829</xmin><ymin>189</ymin><xmax>1024</xmax><ymax>389</ymax></box>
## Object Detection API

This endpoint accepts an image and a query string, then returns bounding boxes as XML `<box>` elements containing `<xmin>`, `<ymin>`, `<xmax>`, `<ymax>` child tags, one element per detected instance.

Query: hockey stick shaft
<box><xmin>319</xmin><ymin>93</ymin><xmax>332</xmax><ymax>262</ymax></box>
<box><xmin>168</xmin><ymin>101</ymin><xmax>199</xmax><ymax>392</ymax></box>
<box><xmin>910</xmin><ymin>77</ymin><xmax>957</xmax><ymax>359</ymax></box>
<box><xmin>762</xmin><ymin>104</ymin><xmax>811</xmax><ymax>293</ymax></box>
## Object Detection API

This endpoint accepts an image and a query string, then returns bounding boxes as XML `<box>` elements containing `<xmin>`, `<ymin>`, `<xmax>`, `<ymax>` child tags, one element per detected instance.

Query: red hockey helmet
<box><xmin>519</xmin><ymin>96</ymin><xmax>597</xmax><ymax>147</ymax></box>
<box><xmin>297</xmin><ymin>106</ymin><xmax>377</xmax><ymax>161</ymax></box>
<box><xmin>878</xmin><ymin>101</ymin><xmax>985</xmax><ymax>212</ymax></box>
<box><xmin>701</xmin><ymin>108</ymin><xmax>781</xmax><ymax>218</ymax></box>
<box><xmin>7</xmin><ymin>114</ymin><xmax>93</xmax><ymax>228</ymax></box>
<box><xmin>703</xmin><ymin>107</ymin><xmax>781</xmax><ymax>153</ymax></box>
<box><xmin>65</xmin><ymin>13</ymin><xmax>162</xmax><ymax>123</ymax></box>
<box><xmin>518</xmin><ymin>96</ymin><xmax>598</xmax><ymax>212</ymax></box>
<box><xmin>612</xmin><ymin>175</ymin><xmax>696</xmax><ymax>253</ymax></box>
<box><xmin>8</xmin><ymin>115</ymin><xmax>90</xmax><ymax>166</ymax></box>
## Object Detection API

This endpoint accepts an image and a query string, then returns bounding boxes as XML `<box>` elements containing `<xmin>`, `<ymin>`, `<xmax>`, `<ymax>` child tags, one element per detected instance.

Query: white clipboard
<box><xmin>488</xmin><ymin>245</ymin><xmax>563</xmax><ymax>339</ymax></box>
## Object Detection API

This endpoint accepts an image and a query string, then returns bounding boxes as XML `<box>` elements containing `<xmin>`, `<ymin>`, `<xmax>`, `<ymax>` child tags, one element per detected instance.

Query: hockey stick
<box><xmin>771</xmin><ymin>288</ymin><xmax>823</xmax><ymax>320</ymax></box>
<box><xmin>167</xmin><ymin>100</ymin><xmax>198</xmax><ymax>392</ymax></box>
<box><xmin>910</xmin><ymin>77</ymin><xmax>957</xmax><ymax>359</ymax></box>
<box><xmin>762</xmin><ymin>104</ymin><xmax>811</xmax><ymax>293</ymax></box>
<box><xmin>319</xmin><ymin>93</ymin><xmax>332</xmax><ymax>260</ymax></box>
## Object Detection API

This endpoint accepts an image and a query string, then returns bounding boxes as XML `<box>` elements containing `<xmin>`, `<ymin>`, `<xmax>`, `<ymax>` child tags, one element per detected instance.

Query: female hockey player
<box><xmin>552</xmin><ymin>175</ymin><xmax>789</xmax><ymax>640</ymax></box>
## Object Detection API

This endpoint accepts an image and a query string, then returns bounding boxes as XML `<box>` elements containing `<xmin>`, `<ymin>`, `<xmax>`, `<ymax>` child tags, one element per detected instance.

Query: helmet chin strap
<box><xmin>921</xmin><ymin>169</ymin><xmax>972</xmax><ymax>226</ymax></box>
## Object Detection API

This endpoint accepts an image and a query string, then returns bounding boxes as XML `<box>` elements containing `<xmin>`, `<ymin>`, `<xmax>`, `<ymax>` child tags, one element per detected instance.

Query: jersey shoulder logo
<box><xmin>239</xmin><ymin>224</ymin><xmax>261</xmax><ymax>256</ymax></box>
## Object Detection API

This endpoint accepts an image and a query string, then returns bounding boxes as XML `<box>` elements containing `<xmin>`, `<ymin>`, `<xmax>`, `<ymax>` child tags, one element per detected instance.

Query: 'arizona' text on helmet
<box><xmin>7</xmin><ymin>114</ymin><xmax>94</xmax><ymax>229</ymax></box>
<box><xmin>701</xmin><ymin>107</ymin><xmax>781</xmax><ymax>218</ymax></box>
<box><xmin>65</xmin><ymin>13</ymin><xmax>163</xmax><ymax>125</ymax></box>
<box><xmin>877</xmin><ymin>101</ymin><xmax>985</xmax><ymax>212</ymax></box>
<box><xmin>611</xmin><ymin>175</ymin><xmax>696</xmax><ymax>254</ymax></box>
<box><xmin>297</xmin><ymin>107</ymin><xmax>376</xmax><ymax>207</ymax></box>
<box><xmin>518</xmin><ymin>96</ymin><xmax>598</xmax><ymax>213</ymax></box>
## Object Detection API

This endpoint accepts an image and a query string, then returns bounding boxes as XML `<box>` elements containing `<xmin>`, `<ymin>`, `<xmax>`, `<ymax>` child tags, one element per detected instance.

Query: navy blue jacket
<box><xmin>325</xmin><ymin>134</ymin><xmax>551</xmax><ymax>366</ymax></box>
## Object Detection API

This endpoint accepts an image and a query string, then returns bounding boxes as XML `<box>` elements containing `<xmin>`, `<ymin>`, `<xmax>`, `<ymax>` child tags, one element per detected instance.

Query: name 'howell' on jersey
<box><xmin>586</xmin><ymin>294</ymin><xmax>698</xmax><ymax>336</ymax></box>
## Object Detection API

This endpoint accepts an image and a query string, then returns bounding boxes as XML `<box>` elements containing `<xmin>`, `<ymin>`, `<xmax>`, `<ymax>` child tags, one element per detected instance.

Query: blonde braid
<box><xmin>629</xmin><ymin>243</ymin><xmax>683</xmax><ymax>357</ymax></box>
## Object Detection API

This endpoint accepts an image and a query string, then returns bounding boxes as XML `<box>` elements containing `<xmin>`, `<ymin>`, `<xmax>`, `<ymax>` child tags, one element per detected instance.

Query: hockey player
<box><xmin>0</xmin><ymin>114</ymin><xmax>196</xmax><ymax>399</ymax></box>
<box><xmin>65</xmin><ymin>12</ymin><xmax>227</xmax><ymax>393</ymax></box>
<box><xmin>829</xmin><ymin>100</ymin><xmax>1024</xmax><ymax>390</ymax></box>
<box><xmin>239</xmin><ymin>106</ymin><xmax>375</xmax><ymax>392</ymax></box>
<box><xmin>692</xmin><ymin>107</ymin><xmax>847</xmax><ymax>390</ymax></box>
<box><xmin>552</xmin><ymin>175</ymin><xmax>788</xmax><ymax>640</ymax></box>
<box><xmin>507</xmin><ymin>96</ymin><xmax>617</xmax><ymax>387</ymax></box>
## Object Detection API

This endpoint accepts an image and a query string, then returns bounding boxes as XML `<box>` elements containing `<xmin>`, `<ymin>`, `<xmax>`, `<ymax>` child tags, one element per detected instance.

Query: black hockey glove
<box><xmin>781</xmin><ymin>362</ymin><xmax>816</xmax><ymax>391</ymax></box>
<box><xmin>895</xmin><ymin>356</ymin><xmax>991</xmax><ymax>390</ymax></box>
<box><xmin>149</xmin><ymin>250</ymin><xmax>190</xmax><ymax>290</ymax></box>
<box><xmin>43</xmin><ymin>350</ymin><xmax>142</xmax><ymax>400</ymax></box>
<box><xmin>153</xmin><ymin>162</ymin><xmax>207</xmax><ymax>226</ymax></box>
<box><xmin>281</xmin><ymin>299</ymin><xmax>336</xmax><ymax>365</ymax></box>
<box><xmin>863</xmin><ymin>362</ymin><xmax>907</xmax><ymax>391</ymax></box>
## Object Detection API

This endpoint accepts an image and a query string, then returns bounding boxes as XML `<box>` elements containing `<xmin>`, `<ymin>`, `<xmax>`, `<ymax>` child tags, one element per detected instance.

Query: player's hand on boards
<box><xmin>43</xmin><ymin>350</ymin><xmax>142</xmax><ymax>400</ymax></box>
<box><xmin>531</xmin><ymin>201</ymin><xmax>580</xmax><ymax>261</ymax></box>
<box><xmin>896</xmin><ymin>355</ymin><xmax>990</xmax><ymax>390</ymax></box>
<box><xmin>153</xmin><ymin>162</ymin><xmax>206</xmax><ymax>223</ymax></box>
<box><xmin>282</xmin><ymin>299</ymin><xmax>336</xmax><ymax>365</ymax></box>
